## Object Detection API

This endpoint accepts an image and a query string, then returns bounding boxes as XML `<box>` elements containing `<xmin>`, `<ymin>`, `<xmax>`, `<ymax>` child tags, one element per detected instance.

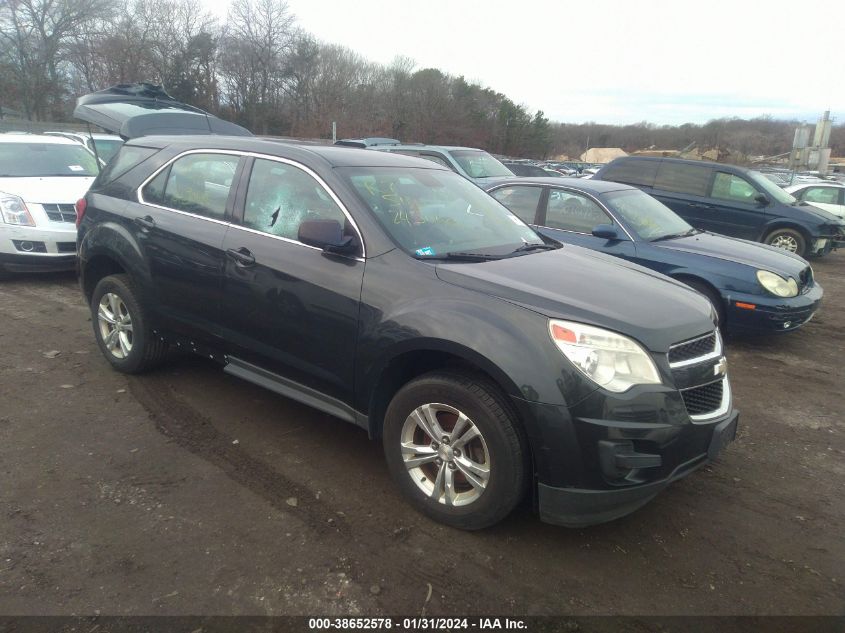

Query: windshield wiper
<box><xmin>441</xmin><ymin>251</ymin><xmax>504</xmax><ymax>261</ymax></box>
<box><xmin>510</xmin><ymin>242</ymin><xmax>558</xmax><ymax>254</ymax></box>
<box><xmin>651</xmin><ymin>228</ymin><xmax>699</xmax><ymax>242</ymax></box>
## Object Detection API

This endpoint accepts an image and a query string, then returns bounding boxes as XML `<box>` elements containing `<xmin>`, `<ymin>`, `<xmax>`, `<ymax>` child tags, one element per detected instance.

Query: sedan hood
<box><xmin>656</xmin><ymin>232</ymin><xmax>809</xmax><ymax>277</ymax></box>
<box><xmin>74</xmin><ymin>83</ymin><xmax>252</xmax><ymax>140</ymax></box>
<box><xmin>0</xmin><ymin>176</ymin><xmax>95</xmax><ymax>203</ymax></box>
<box><xmin>435</xmin><ymin>246</ymin><xmax>714</xmax><ymax>353</ymax></box>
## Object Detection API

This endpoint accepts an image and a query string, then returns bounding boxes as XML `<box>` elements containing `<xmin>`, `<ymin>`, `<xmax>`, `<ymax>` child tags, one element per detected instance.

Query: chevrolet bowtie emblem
<box><xmin>714</xmin><ymin>356</ymin><xmax>728</xmax><ymax>377</ymax></box>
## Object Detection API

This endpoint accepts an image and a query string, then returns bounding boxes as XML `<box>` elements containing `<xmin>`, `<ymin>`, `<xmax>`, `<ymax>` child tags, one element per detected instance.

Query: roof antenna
<box><xmin>86</xmin><ymin>121</ymin><xmax>102</xmax><ymax>173</ymax></box>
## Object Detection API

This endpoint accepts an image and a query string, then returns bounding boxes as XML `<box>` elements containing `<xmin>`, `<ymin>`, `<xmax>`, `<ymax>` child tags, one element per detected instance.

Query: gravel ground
<box><xmin>0</xmin><ymin>253</ymin><xmax>843</xmax><ymax>616</ymax></box>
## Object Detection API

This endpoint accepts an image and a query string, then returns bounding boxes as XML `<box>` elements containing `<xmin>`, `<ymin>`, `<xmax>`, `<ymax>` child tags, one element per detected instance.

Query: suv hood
<box><xmin>656</xmin><ymin>232</ymin><xmax>809</xmax><ymax>277</ymax></box>
<box><xmin>74</xmin><ymin>83</ymin><xmax>252</xmax><ymax>140</ymax></box>
<box><xmin>435</xmin><ymin>245</ymin><xmax>714</xmax><ymax>353</ymax></box>
<box><xmin>0</xmin><ymin>176</ymin><xmax>95</xmax><ymax>203</ymax></box>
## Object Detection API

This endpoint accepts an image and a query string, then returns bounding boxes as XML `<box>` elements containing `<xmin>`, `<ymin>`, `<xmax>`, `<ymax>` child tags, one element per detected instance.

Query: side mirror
<box><xmin>754</xmin><ymin>193</ymin><xmax>770</xmax><ymax>206</ymax></box>
<box><xmin>298</xmin><ymin>219</ymin><xmax>355</xmax><ymax>254</ymax></box>
<box><xmin>591</xmin><ymin>224</ymin><xmax>620</xmax><ymax>240</ymax></box>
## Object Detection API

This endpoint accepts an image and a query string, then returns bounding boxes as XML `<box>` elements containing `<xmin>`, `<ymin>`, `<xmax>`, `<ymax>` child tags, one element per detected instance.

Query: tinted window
<box><xmin>654</xmin><ymin>162</ymin><xmax>711</xmax><ymax>196</ymax></box>
<box><xmin>0</xmin><ymin>142</ymin><xmax>99</xmax><ymax>177</ymax></box>
<box><xmin>142</xmin><ymin>153</ymin><xmax>239</xmax><ymax>219</ymax></box>
<box><xmin>490</xmin><ymin>186</ymin><xmax>542</xmax><ymax>223</ymax></box>
<box><xmin>419</xmin><ymin>153</ymin><xmax>451</xmax><ymax>168</ymax></box>
<box><xmin>711</xmin><ymin>172</ymin><xmax>757</xmax><ymax>204</ymax></box>
<box><xmin>97</xmin><ymin>145</ymin><xmax>156</xmax><ymax>184</ymax></box>
<box><xmin>243</xmin><ymin>158</ymin><xmax>346</xmax><ymax>241</ymax></box>
<box><xmin>89</xmin><ymin>138</ymin><xmax>124</xmax><ymax>162</ymax></box>
<box><xmin>600</xmin><ymin>159</ymin><xmax>658</xmax><ymax>187</ymax></box>
<box><xmin>545</xmin><ymin>189</ymin><xmax>611</xmax><ymax>232</ymax></box>
<box><xmin>803</xmin><ymin>187</ymin><xmax>840</xmax><ymax>204</ymax></box>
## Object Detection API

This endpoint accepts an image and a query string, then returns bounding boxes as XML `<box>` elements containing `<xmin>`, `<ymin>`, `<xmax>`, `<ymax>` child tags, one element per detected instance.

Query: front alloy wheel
<box><xmin>401</xmin><ymin>403</ymin><xmax>490</xmax><ymax>506</ymax></box>
<box><xmin>383</xmin><ymin>371</ymin><xmax>528</xmax><ymax>530</ymax></box>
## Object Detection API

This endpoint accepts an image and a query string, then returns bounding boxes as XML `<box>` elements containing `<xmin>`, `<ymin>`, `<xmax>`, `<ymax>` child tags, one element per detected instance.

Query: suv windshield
<box><xmin>450</xmin><ymin>150</ymin><xmax>514</xmax><ymax>178</ymax></box>
<box><xmin>603</xmin><ymin>189</ymin><xmax>693</xmax><ymax>241</ymax></box>
<box><xmin>0</xmin><ymin>142</ymin><xmax>99</xmax><ymax>177</ymax></box>
<box><xmin>747</xmin><ymin>170</ymin><xmax>797</xmax><ymax>205</ymax></box>
<box><xmin>341</xmin><ymin>167</ymin><xmax>543</xmax><ymax>258</ymax></box>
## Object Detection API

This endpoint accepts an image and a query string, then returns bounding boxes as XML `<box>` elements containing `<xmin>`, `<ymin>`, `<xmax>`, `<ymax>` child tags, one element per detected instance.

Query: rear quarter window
<box><xmin>600</xmin><ymin>159</ymin><xmax>658</xmax><ymax>187</ymax></box>
<box><xmin>95</xmin><ymin>145</ymin><xmax>158</xmax><ymax>186</ymax></box>
<box><xmin>654</xmin><ymin>162</ymin><xmax>712</xmax><ymax>196</ymax></box>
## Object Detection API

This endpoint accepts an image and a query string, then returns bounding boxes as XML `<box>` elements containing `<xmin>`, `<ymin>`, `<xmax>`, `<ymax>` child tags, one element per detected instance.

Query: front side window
<box><xmin>711</xmin><ymin>172</ymin><xmax>757</xmax><ymax>204</ymax></box>
<box><xmin>141</xmin><ymin>152</ymin><xmax>239</xmax><ymax>219</ymax></box>
<box><xmin>341</xmin><ymin>167</ymin><xmax>541</xmax><ymax>258</ymax></box>
<box><xmin>490</xmin><ymin>186</ymin><xmax>542</xmax><ymax>223</ymax></box>
<box><xmin>803</xmin><ymin>187</ymin><xmax>840</xmax><ymax>204</ymax></box>
<box><xmin>243</xmin><ymin>158</ymin><xmax>347</xmax><ymax>241</ymax></box>
<box><xmin>0</xmin><ymin>142</ymin><xmax>99</xmax><ymax>177</ymax></box>
<box><xmin>544</xmin><ymin>189</ymin><xmax>611</xmax><ymax>233</ymax></box>
<box><xmin>449</xmin><ymin>150</ymin><xmax>514</xmax><ymax>178</ymax></box>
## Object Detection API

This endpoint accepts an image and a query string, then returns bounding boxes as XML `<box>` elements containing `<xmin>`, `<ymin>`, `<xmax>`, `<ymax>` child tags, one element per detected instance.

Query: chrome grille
<box><xmin>668</xmin><ymin>332</ymin><xmax>717</xmax><ymax>366</ymax></box>
<box><xmin>43</xmin><ymin>203</ymin><xmax>77</xmax><ymax>223</ymax></box>
<box><xmin>682</xmin><ymin>380</ymin><xmax>724</xmax><ymax>417</ymax></box>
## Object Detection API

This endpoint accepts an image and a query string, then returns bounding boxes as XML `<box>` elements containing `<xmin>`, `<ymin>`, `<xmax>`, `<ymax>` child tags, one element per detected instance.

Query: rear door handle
<box><xmin>226</xmin><ymin>247</ymin><xmax>256</xmax><ymax>267</ymax></box>
<box><xmin>134</xmin><ymin>215</ymin><xmax>155</xmax><ymax>230</ymax></box>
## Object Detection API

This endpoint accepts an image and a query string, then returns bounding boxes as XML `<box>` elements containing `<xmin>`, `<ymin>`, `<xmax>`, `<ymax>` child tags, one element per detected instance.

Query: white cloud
<box><xmin>204</xmin><ymin>0</ymin><xmax>844</xmax><ymax>125</ymax></box>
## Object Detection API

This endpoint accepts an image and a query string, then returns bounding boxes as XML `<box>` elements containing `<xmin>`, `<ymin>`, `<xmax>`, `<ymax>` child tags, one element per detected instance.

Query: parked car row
<box><xmin>0</xmin><ymin>83</ymin><xmax>833</xmax><ymax>532</ymax></box>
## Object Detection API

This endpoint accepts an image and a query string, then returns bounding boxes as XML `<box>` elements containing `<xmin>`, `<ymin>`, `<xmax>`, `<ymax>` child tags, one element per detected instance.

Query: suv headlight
<box><xmin>0</xmin><ymin>192</ymin><xmax>35</xmax><ymax>226</ymax></box>
<box><xmin>756</xmin><ymin>270</ymin><xmax>798</xmax><ymax>298</ymax></box>
<box><xmin>549</xmin><ymin>320</ymin><xmax>661</xmax><ymax>393</ymax></box>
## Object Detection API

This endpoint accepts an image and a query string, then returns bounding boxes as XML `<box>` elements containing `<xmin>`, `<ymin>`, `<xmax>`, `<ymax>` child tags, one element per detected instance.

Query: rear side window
<box><xmin>654</xmin><ymin>162</ymin><xmax>711</xmax><ymax>196</ymax></box>
<box><xmin>96</xmin><ymin>145</ymin><xmax>156</xmax><ymax>185</ymax></box>
<box><xmin>711</xmin><ymin>172</ymin><xmax>757</xmax><ymax>204</ymax></box>
<box><xmin>141</xmin><ymin>153</ymin><xmax>239</xmax><ymax>220</ymax></box>
<box><xmin>599</xmin><ymin>159</ymin><xmax>657</xmax><ymax>187</ymax></box>
<box><xmin>490</xmin><ymin>186</ymin><xmax>542</xmax><ymax>223</ymax></box>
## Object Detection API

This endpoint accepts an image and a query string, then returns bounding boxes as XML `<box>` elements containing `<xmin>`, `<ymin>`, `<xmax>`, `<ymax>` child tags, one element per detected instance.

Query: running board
<box><xmin>224</xmin><ymin>356</ymin><xmax>366</xmax><ymax>428</ymax></box>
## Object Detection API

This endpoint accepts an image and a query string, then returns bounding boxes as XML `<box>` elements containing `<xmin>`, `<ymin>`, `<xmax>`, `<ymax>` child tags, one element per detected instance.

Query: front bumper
<box><xmin>0</xmin><ymin>224</ymin><xmax>78</xmax><ymax>273</ymax></box>
<box><xmin>537</xmin><ymin>412</ymin><xmax>739</xmax><ymax>527</ymax></box>
<box><xmin>726</xmin><ymin>283</ymin><xmax>823</xmax><ymax>334</ymax></box>
<box><xmin>0</xmin><ymin>252</ymin><xmax>77</xmax><ymax>273</ymax></box>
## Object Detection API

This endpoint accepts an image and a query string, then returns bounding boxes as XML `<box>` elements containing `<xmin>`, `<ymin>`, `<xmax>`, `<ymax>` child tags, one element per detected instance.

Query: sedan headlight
<box><xmin>756</xmin><ymin>270</ymin><xmax>798</xmax><ymax>298</ymax></box>
<box><xmin>0</xmin><ymin>192</ymin><xmax>34</xmax><ymax>226</ymax></box>
<box><xmin>549</xmin><ymin>319</ymin><xmax>661</xmax><ymax>393</ymax></box>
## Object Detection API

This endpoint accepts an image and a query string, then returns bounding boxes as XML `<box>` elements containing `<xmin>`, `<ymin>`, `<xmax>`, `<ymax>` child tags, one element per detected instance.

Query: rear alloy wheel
<box><xmin>765</xmin><ymin>228</ymin><xmax>806</xmax><ymax>257</ymax></box>
<box><xmin>383</xmin><ymin>371</ymin><xmax>528</xmax><ymax>530</ymax></box>
<box><xmin>91</xmin><ymin>274</ymin><xmax>169</xmax><ymax>373</ymax></box>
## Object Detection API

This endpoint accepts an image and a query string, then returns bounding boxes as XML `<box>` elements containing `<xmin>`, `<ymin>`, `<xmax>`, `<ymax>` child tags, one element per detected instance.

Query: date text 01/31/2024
<box><xmin>308</xmin><ymin>617</ymin><xmax>528</xmax><ymax>630</ymax></box>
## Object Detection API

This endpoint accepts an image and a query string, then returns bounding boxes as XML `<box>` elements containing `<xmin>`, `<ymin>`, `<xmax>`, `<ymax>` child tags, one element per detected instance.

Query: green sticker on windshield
<box><xmin>416</xmin><ymin>246</ymin><xmax>436</xmax><ymax>257</ymax></box>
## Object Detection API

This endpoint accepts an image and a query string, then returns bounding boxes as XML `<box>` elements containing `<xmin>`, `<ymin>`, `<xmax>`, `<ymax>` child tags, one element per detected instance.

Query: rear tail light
<box><xmin>75</xmin><ymin>198</ymin><xmax>87</xmax><ymax>228</ymax></box>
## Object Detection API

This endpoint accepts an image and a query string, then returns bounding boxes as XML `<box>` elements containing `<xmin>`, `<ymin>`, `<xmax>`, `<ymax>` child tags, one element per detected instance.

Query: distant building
<box><xmin>580</xmin><ymin>147</ymin><xmax>627</xmax><ymax>163</ymax></box>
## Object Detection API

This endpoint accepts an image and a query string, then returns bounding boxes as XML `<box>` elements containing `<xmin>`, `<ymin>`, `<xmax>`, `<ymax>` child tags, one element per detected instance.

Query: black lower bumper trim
<box><xmin>0</xmin><ymin>253</ymin><xmax>76</xmax><ymax>273</ymax></box>
<box><xmin>538</xmin><ymin>410</ymin><xmax>740</xmax><ymax>528</ymax></box>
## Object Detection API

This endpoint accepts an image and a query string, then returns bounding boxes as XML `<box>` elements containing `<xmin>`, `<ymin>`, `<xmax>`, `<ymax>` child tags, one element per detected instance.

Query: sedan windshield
<box><xmin>748</xmin><ymin>170</ymin><xmax>797</xmax><ymax>205</ymax></box>
<box><xmin>450</xmin><ymin>150</ymin><xmax>514</xmax><ymax>178</ymax></box>
<box><xmin>341</xmin><ymin>167</ymin><xmax>543</xmax><ymax>258</ymax></box>
<box><xmin>0</xmin><ymin>142</ymin><xmax>99</xmax><ymax>176</ymax></box>
<box><xmin>602</xmin><ymin>189</ymin><xmax>693</xmax><ymax>241</ymax></box>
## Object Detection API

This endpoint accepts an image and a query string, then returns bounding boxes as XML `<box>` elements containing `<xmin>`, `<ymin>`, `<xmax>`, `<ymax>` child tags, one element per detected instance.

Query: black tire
<box><xmin>680</xmin><ymin>278</ymin><xmax>726</xmax><ymax>332</ymax></box>
<box><xmin>764</xmin><ymin>227</ymin><xmax>807</xmax><ymax>258</ymax></box>
<box><xmin>90</xmin><ymin>274</ymin><xmax>169</xmax><ymax>373</ymax></box>
<box><xmin>383</xmin><ymin>370</ymin><xmax>529</xmax><ymax>530</ymax></box>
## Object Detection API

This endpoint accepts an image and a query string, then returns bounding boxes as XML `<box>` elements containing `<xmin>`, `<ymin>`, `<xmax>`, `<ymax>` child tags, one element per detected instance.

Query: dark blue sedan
<box><xmin>484</xmin><ymin>177</ymin><xmax>823</xmax><ymax>335</ymax></box>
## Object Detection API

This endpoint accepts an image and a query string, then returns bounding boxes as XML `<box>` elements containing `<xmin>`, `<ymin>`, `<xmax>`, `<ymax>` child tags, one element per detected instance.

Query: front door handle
<box><xmin>134</xmin><ymin>215</ymin><xmax>155</xmax><ymax>230</ymax></box>
<box><xmin>226</xmin><ymin>247</ymin><xmax>256</xmax><ymax>267</ymax></box>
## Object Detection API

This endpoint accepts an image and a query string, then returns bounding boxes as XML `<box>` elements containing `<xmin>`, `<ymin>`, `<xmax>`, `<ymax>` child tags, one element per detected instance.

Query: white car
<box><xmin>43</xmin><ymin>131</ymin><xmax>124</xmax><ymax>164</ymax></box>
<box><xmin>0</xmin><ymin>134</ymin><xmax>97</xmax><ymax>276</ymax></box>
<box><xmin>785</xmin><ymin>182</ymin><xmax>845</xmax><ymax>219</ymax></box>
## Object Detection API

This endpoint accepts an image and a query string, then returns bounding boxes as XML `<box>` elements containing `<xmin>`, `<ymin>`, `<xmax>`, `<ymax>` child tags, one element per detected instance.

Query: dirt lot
<box><xmin>0</xmin><ymin>253</ymin><xmax>843</xmax><ymax>617</ymax></box>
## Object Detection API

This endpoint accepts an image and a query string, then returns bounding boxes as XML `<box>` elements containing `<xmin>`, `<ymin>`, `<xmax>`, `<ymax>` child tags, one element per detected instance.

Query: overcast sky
<box><xmin>209</xmin><ymin>0</ymin><xmax>843</xmax><ymax>126</ymax></box>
